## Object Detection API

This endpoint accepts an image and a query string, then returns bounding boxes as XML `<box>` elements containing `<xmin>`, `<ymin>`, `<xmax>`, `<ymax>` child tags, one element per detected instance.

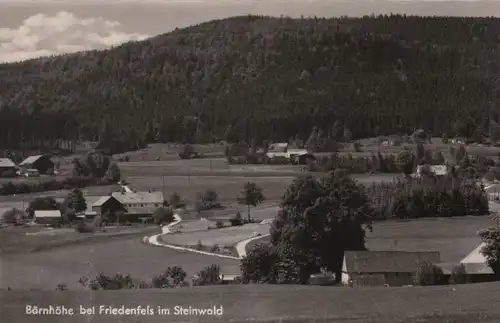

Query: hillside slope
<box><xmin>0</xmin><ymin>15</ymin><xmax>499</xmax><ymax>150</ymax></box>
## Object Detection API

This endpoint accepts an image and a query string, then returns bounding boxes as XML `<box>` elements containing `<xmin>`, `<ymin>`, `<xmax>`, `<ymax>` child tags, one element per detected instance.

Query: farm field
<box><xmin>113</xmin><ymin>143</ymin><xmax>226</xmax><ymax>162</ymax></box>
<box><xmin>0</xmin><ymin>236</ymin><xmax>240</xmax><ymax>290</ymax></box>
<box><xmin>123</xmin><ymin>175</ymin><xmax>295</xmax><ymax>203</ymax></box>
<box><xmin>0</xmin><ymin>225</ymin><xmax>160</xmax><ymax>255</ymax></box>
<box><xmin>245</xmin><ymin>214</ymin><xmax>496</xmax><ymax>264</ymax></box>
<box><xmin>160</xmin><ymin>222</ymin><xmax>271</xmax><ymax>247</ymax></box>
<box><xmin>2</xmin><ymin>282</ymin><xmax>500</xmax><ymax>323</ymax></box>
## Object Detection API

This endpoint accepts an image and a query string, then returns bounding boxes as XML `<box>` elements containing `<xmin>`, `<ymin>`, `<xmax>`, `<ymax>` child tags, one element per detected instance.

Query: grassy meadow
<box><xmin>245</xmin><ymin>214</ymin><xmax>495</xmax><ymax>264</ymax></box>
<box><xmin>2</xmin><ymin>283</ymin><xmax>500</xmax><ymax>322</ymax></box>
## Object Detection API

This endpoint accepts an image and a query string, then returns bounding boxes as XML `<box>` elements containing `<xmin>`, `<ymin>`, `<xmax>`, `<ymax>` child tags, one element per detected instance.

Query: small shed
<box><xmin>20</xmin><ymin>155</ymin><xmax>54</xmax><ymax>174</ymax></box>
<box><xmin>220</xmin><ymin>274</ymin><xmax>241</xmax><ymax>285</ymax></box>
<box><xmin>414</xmin><ymin>165</ymin><xmax>448</xmax><ymax>178</ymax></box>
<box><xmin>342</xmin><ymin>250</ymin><xmax>441</xmax><ymax>287</ymax></box>
<box><xmin>34</xmin><ymin>210</ymin><xmax>62</xmax><ymax>225</ymax></box>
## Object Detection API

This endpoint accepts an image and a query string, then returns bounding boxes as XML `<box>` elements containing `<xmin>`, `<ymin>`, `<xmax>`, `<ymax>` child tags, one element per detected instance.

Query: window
<box><xmin>155</xmin><ymin>204</ymin><xmax>159</xmax><ymax>207</ymax></box>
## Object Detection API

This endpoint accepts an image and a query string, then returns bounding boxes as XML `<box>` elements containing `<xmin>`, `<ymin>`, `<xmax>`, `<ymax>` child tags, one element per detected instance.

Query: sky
<box><xmin>1</xmin><ymin>1</ymin><xmax>500</xmax><ymax>63</ymax></box>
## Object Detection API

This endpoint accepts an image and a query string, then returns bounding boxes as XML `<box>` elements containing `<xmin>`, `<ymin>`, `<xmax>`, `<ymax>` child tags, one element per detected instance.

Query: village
<box><xmin>0</xmin><ymin>136</ymin><xmax>499</xmax><ymax>290</ymax></box>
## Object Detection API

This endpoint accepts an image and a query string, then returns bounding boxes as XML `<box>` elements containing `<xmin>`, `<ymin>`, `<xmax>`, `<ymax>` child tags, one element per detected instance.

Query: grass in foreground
<box><xmin>2</xmin><ymin>283</ymin><xmax>500</xmax><ymax>322</ymax></box>
<box><xmin>0</xmin><ymin>236</ymin><xmax>240</xmax><ymax>290</ymax></box>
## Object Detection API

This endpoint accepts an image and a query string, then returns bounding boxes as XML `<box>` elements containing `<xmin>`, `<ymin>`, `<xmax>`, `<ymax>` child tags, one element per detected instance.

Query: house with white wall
<box><xmin>111</xmin><ymin>191</ymin><xmax>164</xmax><ymax>215</ymax></box>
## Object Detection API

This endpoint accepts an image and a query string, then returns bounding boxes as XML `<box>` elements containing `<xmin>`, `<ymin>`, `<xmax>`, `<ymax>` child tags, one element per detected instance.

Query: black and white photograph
<box><xmin>1</xmin><ymin>0</ymin><xmax>500</xmax><ymax>322</ymax></box>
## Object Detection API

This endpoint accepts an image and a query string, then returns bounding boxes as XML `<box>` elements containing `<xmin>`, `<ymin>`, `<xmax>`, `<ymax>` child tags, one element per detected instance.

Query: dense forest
<box><xmin>1</xmin><ymin>14</ymin><xmax>500</xmax><ymax>152</ymax></box>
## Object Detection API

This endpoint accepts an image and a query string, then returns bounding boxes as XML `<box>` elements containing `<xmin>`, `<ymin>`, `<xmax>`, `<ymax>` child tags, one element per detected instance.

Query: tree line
<box><xmin>2</xmin><ymin>15</ymin><xmax>500</xmax><ymax>153</ymax></box>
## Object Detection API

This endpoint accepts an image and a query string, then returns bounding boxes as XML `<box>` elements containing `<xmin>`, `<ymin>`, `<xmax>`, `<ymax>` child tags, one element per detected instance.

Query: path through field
<box><xmin>0</xmin><ymin>236</ymin><xmax>240</xmax><ymax>290</ymax></box>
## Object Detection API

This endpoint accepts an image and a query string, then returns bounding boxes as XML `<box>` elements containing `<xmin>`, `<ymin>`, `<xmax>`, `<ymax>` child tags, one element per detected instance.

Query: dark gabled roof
<box><xmin>343</xmin><ymin>250</ymin><xmax>441</xmax><ymax>273</ymax></box>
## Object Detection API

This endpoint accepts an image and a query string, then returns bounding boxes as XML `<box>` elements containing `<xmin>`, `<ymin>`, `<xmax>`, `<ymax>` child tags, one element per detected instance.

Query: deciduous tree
<box><xmin>238</xmin><ymin>182</ymin><xmax>265</xmax><ymax>222</ymax></box>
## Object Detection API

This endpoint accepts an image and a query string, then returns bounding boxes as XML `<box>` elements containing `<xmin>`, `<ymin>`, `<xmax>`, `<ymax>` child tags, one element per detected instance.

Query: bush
<box><xmin>151</xmin><ymin>266</ymin><xmax>187</xmax><ymax>288</ymax></box>
<box><xmin>195</xmin><ymin>240</ymin><xmax>204</xmax><ymax>250</ymax></box>
<box><xmin>55</xmin><ymin>283</ymin><xmax>68</xmax><ymax>291</ymax></box>
<box><xmin>449</xmin><ymin>264</ymin><xmax>467</xmax><ymax>284</ymax></box>
<box><xmin>413</xmin><ymin>261</ymin><xmax>446</xmax><ymax>286</ymax></box>
<box><xmin>152</xmin><ymin>207</ymin><xmax>174</xmax><ymax>225</ymax></box>
<box><xmin>353</xmin><ymin>142</ymin><xmax>362</xmax><ymax>152</ymax></box>
<box><xmin>78</xmin><ymin>273</ymin><xmax>136</xmax><ymax>290</ymax></box>
<box><xmin>229</xmin><ymin>212</ymin><xmax>243</xmax><ymax>226</ymax></box>
<box><xmin>245</xmin><ymin>153</ymin><xmax>259</xmax><ymax>164</ymax></box>
<box><xmin>268</xmin><ymin>156</ymin><xmax>292</xmax><ymax>165</ymax></box>
<box><xmin>74</xmin><ymin>220</ymin><xmax>94</xmax><ymax>233</ymax></box>
<box><xmin>192</xmin><ymin>264</ymin><xmax>222</xmax><ymax>286</ymax></box>
<box><xmin>197</xmin><ymin>189</ymin><xmax>220</xmax><ymax>210</ymax></box>
<box><xmin>240</xmin><ymin>243</ymin><xmax>278</xmax><ymax>284</ymax></box>
<box><xmin>215</xmin><ymin>220</ymin><xmax>224</xmax><ymax>228</ymax></box>
<box><xmin>168</xmin><ymin>193</ymin><xmax>185</xmax><ymax>208</ymax></box>
<box><xmin>1</xmin><ymin>208</ymin><xmax>26</xmax><ymax>225</ymax></box>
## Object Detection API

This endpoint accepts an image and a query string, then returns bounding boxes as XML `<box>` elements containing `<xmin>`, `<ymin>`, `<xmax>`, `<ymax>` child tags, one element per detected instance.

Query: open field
<box><xmin>113</xmin><ymin>143</ymin><xmax>226</xmax><ymax>162</ymax></box>
<box><xmin>0</xmin><ymin>225</ymin><xmax>160</xmax><ymax>255</ymax></box>
<box><xmin>0</xmin><ymin>235</ymin><xmax>240</xmax><ymax>290</ymax></box>
<box><xmin>125</xmin><ymin>175</ymin><xmax>295</xmax><ymax>203</ymax></box>
<box><xmin>0</xmin><ymin>152</ymin><xmax>398</xmax><ymax>205</ymax></box>
<box><xmin>2</xmin><ymin>282</ymin><xmax>500</xmax><ymax>322</ymax></box>
<box><xmin>160</xmin><ymin>222</ymin><xmax>271</xmax><ymax>247</ymax></box>
<box><xmin>244</xmin><ymin>212</ymin><xmax>496</xmax><ymax>264</ymax></box>
<box><xmin>366</xmin><ymin>215</ymin><xmax>496</xmax><ymax>263</ymax></box>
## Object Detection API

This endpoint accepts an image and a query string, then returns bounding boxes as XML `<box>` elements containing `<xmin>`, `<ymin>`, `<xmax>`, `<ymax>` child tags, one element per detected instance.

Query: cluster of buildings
<box><xmin>339</xmin><ymin>250</ymin><xmax>495</xmax><ymax>287</ymax></box>
<box><xmin>264</xmin><ymin>142</ymin><xmax>315</xmax><ymax>164</ymax></box>
<box><xmin>0</xmin><ymin>154</ymin><xmax>55</xmax><ymax>177</ymax></box>
<box><xmin>85</xmin><ymin>189</ymin><xmax>165</xmax><ymax>220</ymax></box>
<box><xmin>33</xmin><ymin>184</ymin><xmax>165</xmax><ymax>225</ymax></box>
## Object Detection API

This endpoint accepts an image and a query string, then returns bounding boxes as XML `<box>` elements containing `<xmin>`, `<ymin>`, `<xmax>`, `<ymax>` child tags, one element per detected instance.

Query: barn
<box><xmin>91</xmin><ymin>195</ymin><xmax>125</xmax><ymax>218</ymax></box>
<box><xmin>341</xmin><ymin>250</ymin><xmax>441</xmax><ymax>287</ymax></box>
<box><xmin>19</xmin><ymin>155</ymin><xmax>54</xmax><ymax>174</ymax></box>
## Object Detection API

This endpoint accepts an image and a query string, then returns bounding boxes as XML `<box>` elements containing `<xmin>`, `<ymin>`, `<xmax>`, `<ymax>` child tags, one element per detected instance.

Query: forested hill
<box><xmin>1</xmin><ymin>15</ymin><xmax>500</xmax><ymax>152</ymax></box>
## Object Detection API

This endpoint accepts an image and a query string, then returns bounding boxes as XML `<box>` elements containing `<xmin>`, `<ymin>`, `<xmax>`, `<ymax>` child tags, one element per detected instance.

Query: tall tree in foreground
<box><xmin>238</xmin><ymin>182</ymin><xmax>265</xmax><ymax>222</ymax></box>
<box><xmin>242</xmin><ymin>171</ymin><xmax>374</xmax><ymax>284</ymax></box>
<box><xmin>479</xmin><ymin>216</ymin><xmax>500</xmax><ymax>275</ymax></box>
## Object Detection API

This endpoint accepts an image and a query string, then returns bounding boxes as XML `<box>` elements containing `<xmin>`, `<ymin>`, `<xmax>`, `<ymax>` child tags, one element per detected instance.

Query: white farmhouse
<box><xmin>111</xmin><ymin>191</ymin><xmax>164</xmax><ymax>214</ymax></box>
